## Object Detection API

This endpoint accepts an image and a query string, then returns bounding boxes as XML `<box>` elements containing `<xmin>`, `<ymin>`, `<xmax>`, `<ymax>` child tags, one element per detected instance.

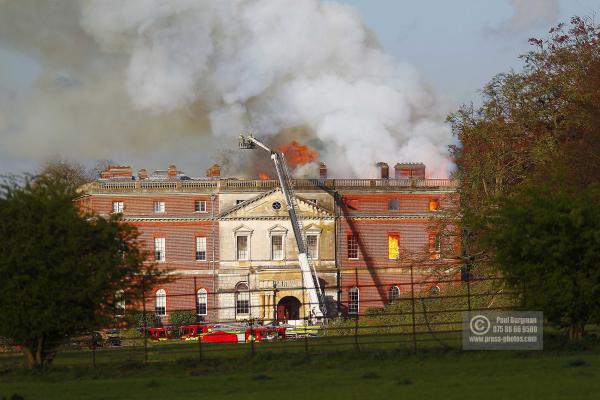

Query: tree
<box><xmin>0</xmin><ymin>175</ymin><xmax>163</xmax><ymax>368</ymax></box>
<box><xmin>484</xmin><ymin>184</ymin><xmax>600</xmax><ymax>340</ymax></box>
<box><xmin>38</xmin><ymin>157</ymin><xmax>117</xmax><ymax>192</ymax></box>
<box><xmin>448</xmin><ymin>16</ymin><xmax>600</xmax><ymax>270</ymax></box>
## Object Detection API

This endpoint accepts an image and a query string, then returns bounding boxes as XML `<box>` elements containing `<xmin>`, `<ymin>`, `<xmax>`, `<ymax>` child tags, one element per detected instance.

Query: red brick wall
<box><xmin>89</xmin><ymin>194</ymin><xmax>217</xmax><ymax>216</ymax></box>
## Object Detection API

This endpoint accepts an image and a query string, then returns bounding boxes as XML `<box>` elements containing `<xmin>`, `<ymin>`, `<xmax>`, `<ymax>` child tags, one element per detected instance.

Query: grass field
<box><xmin>1</xmin><ymin>335</ymin><xmax>599</xmax><ymax>400</ymax></box>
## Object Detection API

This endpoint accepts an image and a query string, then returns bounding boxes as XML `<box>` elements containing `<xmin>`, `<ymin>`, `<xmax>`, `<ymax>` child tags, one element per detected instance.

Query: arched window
<box><xmin>348</xmin><ymin>287</ymin><xmax>359</xmax><ymax>315</ymax></box>
<box><xmin>115</xmin><ymin>290</ymin><xmax>125</xmax><ymax>317</ymax></box>
<box><xmin>196</xmin><ymin>288</ymin><xmax>207</xmax><ymax>316</ymax></box>
<box><xmin>155</xmin><ymin>289</ymin><xmax>166</xmax><ymax>316</ymax></box>
<box><xmin>388</xmin><ymin>286</ymin><xmax>400</xmax><ymax>303</ymax></box>
<box><xmin>235</xmin><ymin>282</ymin><xmax>250</xmax><ymax>316</ymax></box>
<box><xmin>429</xmin><ymin>285</ymin><xmax>441</xmax><ymax>296</ymax></box>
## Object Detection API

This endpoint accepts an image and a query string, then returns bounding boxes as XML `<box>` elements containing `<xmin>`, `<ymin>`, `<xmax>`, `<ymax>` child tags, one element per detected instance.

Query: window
<box><xmin>429</xmin><ymin>285</ymin><xmax>441</xmax><ymax>295</ymax></box>
<box><xmin>271</xmin><ymin>235</ymin><xmax>283</xmax><ymax>260</ymax></box>
<box><xmin>154</xmin><ymin>237</ymin><xmax>165</xmax><ymax>262</ymax></box>
<box><xmin>388</xmin><ymin>234</ymin><xmax>400</xmax><ymax>260</ymax></box>
<box><xmin>154</xmin><ymin>201</ymin><xmax>165</xmax><ymax>213</ymax></box>
<box><xmin>429</xmin><ymin>233</ymin><xmax>441</xmax><ymax>259</ymax></box>
<box><xmin>194</xmin><ymin>200</ymin><xmax>207</xmax><ymax>212</ymax></box>
<box><xmin>348</xmin><ymin>287</ymin><xmax>359</xmax><ymax>315</ymax></box>
<box><xmin>429</xmin><ymin>198</ymin><xmax>440</xmax><ymax>211</ymax></box>
<box><xmin>196</xmin><ymin>237</ymin><xmax>207</xmax><ymax>261</ymax></box>
<box><xmin>155</xmin><ymin>289</ymin><xmax>166</xmax><ymax>316</ymax></box>
<box><xmin>272</xmin><ymin>201</ymin><xmax>282</xmax><ymax>210</ymax></box>
<box><xmin>196</xmin><ymin>288</ymin><xmax>207</xmax><ymax>316</ymax></box>
<box><xmin>237</xmin><ymin>235</ymin><xmax>249</xmax><ymax>260</ymax></box>
<box><xmin>115</xmin><ymin>290</ymin><xmax>125</xmax><ymax>317</ymax></box>
<box><xmin>347</xmin><ymin>235</ymin><xmax>358</xmax><ymax>259</ymax></box>
<box><xmin>235</xmin><ymin>282</ymin><xmax>250</xmax><ymax>316</ymax></box>
<box><xmin>306</xmin><ymin>235</ymin><xmax>318</xmax><ymax>259</ymax></box>
<box><xmin>388</xmin><ymin>286</ymin><xmax>400</xmax><ymax>303</ymax></box>
<box><xmin>112</xmin><ymin>201</ymin><xmax>124</xmax><ymax>214</ymax></box>
<box><xmin>388</xmin><ymin>199</ymin><xmax>400</xmax><ymax>210</ymax></box>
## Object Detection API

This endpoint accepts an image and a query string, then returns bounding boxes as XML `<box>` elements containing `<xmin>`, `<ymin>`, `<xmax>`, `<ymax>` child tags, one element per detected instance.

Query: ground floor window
<box><xmin>348</xmin><ymin>287</ymin><xmax>359</xmax><ymax>315</ymax></box>
<box><xmin>236</xmin><ymin>282</ymin><xmax>250</xmax><ymax>315</ymax></box>
<box><xmin>196</xmin><ymin>288</ymin><xmax>207</xmax><ymax>315</ymax></box>
<box><xmin>388</xmin><ymin>286</ymin><xmax>400</xmax><ymax>303</ymax></box>
<box><xmin>155</xmin><ymin>289</ymin><xmax>166</xmax><ymax>316</ymax></box>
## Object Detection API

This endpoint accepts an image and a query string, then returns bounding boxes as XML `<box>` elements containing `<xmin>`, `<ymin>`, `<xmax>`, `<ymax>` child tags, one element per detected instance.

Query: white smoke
<box><xmin>79</xmin><ymin>0</ymin><xmax>453</xmax><ymax>178</ymax></box>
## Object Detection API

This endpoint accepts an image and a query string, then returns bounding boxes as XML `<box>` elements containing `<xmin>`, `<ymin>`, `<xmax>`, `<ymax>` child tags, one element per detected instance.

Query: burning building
<box><xmin>77</xmin><ymin>161</ymin><xmax>460</xmax><ymax>324</ymax></box>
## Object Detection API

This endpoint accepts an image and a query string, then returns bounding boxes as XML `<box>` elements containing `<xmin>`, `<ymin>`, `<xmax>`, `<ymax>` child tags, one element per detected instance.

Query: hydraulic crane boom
<box><xmin>239</xmin><ymin>134</ymin><xmax>325</xmax><ymax>319</ymax></box>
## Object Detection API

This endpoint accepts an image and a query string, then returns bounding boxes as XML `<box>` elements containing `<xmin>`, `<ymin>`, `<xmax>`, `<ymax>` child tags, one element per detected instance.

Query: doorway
<box><xmin>277</xmin><ymin>296</ymin><xmax>301</xmax><ymax>322</ymax></box>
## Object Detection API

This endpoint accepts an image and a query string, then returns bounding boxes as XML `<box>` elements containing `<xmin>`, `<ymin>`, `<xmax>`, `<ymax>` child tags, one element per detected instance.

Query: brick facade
<box><xmin>77</xmin><ymin>164</ymin><xmax>460</xmax><ymax>323</ymax></box>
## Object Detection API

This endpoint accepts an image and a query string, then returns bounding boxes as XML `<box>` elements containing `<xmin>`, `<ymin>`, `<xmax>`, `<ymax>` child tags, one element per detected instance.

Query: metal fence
<box><xmin>0</xmin><ymin>274</ymin><xmax>521</xmax><ymax>369</ymax></box>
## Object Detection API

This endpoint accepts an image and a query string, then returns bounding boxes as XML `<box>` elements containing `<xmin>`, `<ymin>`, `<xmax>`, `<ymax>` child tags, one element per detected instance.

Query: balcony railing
<box><xmin>87</xmin><ymin>178</ymin><xmax>458</xmax><ymax>193</ymax></box>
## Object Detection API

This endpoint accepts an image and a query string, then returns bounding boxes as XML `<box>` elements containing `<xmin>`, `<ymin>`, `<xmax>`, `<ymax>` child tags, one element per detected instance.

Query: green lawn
<box><xmin>1</xmin><ymin>337</ymin><xmax>599</xmax><ymax>400</ymax></box>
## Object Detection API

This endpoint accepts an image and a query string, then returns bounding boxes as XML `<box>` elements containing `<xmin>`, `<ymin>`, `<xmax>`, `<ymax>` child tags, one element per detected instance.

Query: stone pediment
<box><xmin>220</xmin><ymin>188</ymin><xmax>333</xmax><ymax>219</ymax></box>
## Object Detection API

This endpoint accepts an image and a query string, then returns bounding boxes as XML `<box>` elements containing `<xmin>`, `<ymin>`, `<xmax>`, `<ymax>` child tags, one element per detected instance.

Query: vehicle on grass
<box><xmin>147</xmin><ymin>327</ymin><xmax>169</xmax><ymax>341</ymax></box>
<box><xmin>179</xmin><ymin>324</ymin><xmax>212</xmax><ymax>341</ymax></box>
<box><xmin>74</xmin><ymin>330</ymin><xmax>123</xmax><ymax>349</ymax></box>
<box><xmin>201</xmin><ymin>330</ymin><xmax>240</xmax><ymax>343</ymax></box>
<box><xmin>245</xmin><ymin>326</ymin><xmax>287</xmax><ymax>342</ymax></box>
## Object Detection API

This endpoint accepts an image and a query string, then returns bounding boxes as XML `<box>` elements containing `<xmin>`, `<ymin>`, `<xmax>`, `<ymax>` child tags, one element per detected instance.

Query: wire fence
<box><xmin>0</xmin><ymin>274</ymin><xmax>522</xmax><ymax>369</ymax></box>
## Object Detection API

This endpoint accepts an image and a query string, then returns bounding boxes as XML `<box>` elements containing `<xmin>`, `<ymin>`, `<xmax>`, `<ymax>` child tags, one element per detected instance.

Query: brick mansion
<box><xmin>77</xmin><ymin>162</ymin><xmax>460</xmax><ymax>324</ymax></box>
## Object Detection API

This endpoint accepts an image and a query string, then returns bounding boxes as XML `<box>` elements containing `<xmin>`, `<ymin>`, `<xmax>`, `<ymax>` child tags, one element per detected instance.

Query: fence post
<box><xmin>354</xmin><ymin>314</ymin><xmax>359</xmax><ymax>352</ymax></box>
<box><xmin>410</xmin><ymin>263</ymin><xmax>417</xmax><ymax>353</ymax></box>
<box><xmin>198</xmin><ymin>332</ymin><xmax>203</xmax><ymax>362</ymax></box>
<box><xmin>142</xmin><ymin>276</ymin><xmax>148</xmax><ymax>365</ymax></box>
<box><xmin>92</xmin><ymin>340</ymin><xmax>96</xmax><ymax>369</ymax></box>
<box><xmin>304</xmin><ymin>322</ymin><xmax>310</xmax><ymax>356</ymax></box>
<box><xmin>466</xmin><ymin>267</ymin><xmax>472</xmax><ymax>312</ymax></box>
<box><xmin>250</xmin><ymin>320</ymin><xmax>255</xmax><ymax>358</ymax></box>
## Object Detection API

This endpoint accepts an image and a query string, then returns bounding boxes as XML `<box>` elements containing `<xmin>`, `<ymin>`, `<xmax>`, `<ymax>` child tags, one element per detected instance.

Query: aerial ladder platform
<box><xmin>239</xmin><ymin>134</ymin><xmax>326</xmax><ymax>319</ymax></box>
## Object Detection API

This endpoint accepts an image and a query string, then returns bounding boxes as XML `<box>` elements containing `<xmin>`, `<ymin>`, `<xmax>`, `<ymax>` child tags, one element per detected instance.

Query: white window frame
<box><xmin>196</xmin><ymin>236</ymin><xmax>207</xmax><ymax>261</ymax></box>
<box><xmin>112</xmin><ymin>201</ymin><xmax>124</xmax><ymax>214</ymax></box>
<box><xmin>236</xmin><ymin>235</ymin><xmax>250</xmax><ymax>260</ymax></box>
<box><xmin>271</xmin><ymin>234</ymin><xmax>284</xmax><ymax>260</ymax></box>
<box><xmin>233</xmin><ymin>225</ymin><xmax>253</xmax><ymax>261</ymax></box>
<box><xmin>196</xmin><ymin>288</ymin><xmax>208</xmax><ymax>316</ymax></box>
<box><xmin>348</xmin><ymin>287</ymin><xmax>359</xmax><ymax>315</ymax></box>
<box><xmin>115</xmin><ymin>290</ymin><xmax>125</xmax><ymax>317</ymax></box>
<box><xmin>153</xmin><ymin>201</ymin><xmax>165</xmax><ymax>213</ymax></box>
<box><xmin>235</xmin><ymin>283</ymin><xmax>250</xmax><ymax>316</ymax></box>
<box><xmin>388</xmin><ymin>286</ymin><xmax>400</xmax><ymax>303</ymax></box>
<box><xmin>155</xmin><ymin>289</ymin><xmax>166</xmax><ymax>316</ymax></box>
<box><xmin>194</xmin><ymin>200</ymin><xmax>207</xmax><ymax>213</ymax></box>
<box><xmin>154</xmin><ymin>237</ymin><xmax>165</xmax><ymax>262</ymax></box>
<box><xmin>347</xmin><ymin>235</ymin><xmax>359</xmax><ymax>260</ymax></box>
<box><xmin>306</xmin><ymin>234</ymin><xmax>319</xmax><ymax>260</ymax></box>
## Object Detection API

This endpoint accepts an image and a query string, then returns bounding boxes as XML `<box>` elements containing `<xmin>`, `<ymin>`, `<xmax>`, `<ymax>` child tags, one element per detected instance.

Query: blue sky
<box><xmin>341</xmin><ymin>0</ymin><xmax>600</xmax><ymax>103</ymax></box>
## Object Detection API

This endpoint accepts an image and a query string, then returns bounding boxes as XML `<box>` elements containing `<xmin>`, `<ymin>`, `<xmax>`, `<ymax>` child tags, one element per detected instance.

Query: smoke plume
<box><xmin>0</xmin><ymin>0</ymin><xmax>454</xmax><ymax>178</ymax></box>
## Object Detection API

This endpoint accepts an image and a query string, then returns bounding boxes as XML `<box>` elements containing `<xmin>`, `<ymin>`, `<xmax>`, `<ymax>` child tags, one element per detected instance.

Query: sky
<box><xmin>1</xmin><ymin>0</ymin><xmax>599</xmax><ymax>177</ymax></box>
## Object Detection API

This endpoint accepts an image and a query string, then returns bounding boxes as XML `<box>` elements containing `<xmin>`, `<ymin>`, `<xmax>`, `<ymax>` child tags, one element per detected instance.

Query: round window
<box><xmin>272</xmin><ymin>201</ymin><xmax>282</xmax><ymax>210</ymax></box>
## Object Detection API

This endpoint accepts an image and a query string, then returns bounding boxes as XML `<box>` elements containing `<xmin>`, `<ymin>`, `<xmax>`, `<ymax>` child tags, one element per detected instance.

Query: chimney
<box><xmin>395</xmin><ymin>163</ymin><xmax>426</xmax><ymax>179</ymax></box>
<box><xmin>138</xmin><ymin>169</ymin><xmax>148</xmax><ymax>180</ymax></box>
<box><xmin>167</xmin><ymin>164</ymin><xmax>178</xmax><ymax>178</ymax></box>
<box><xmin>319</xmin><ymin>162</ymin><xmax>327</xmax><ymax>179</ymax></box>
<box><xmin>100</xmin><ymin>165</ymin><xmax>133</xmax><ymax>180</ymax></box>
<box><xmin>206</xmin><ymin>164</ymin><xmax>221</xmax><ymax>178</ymax></box>
<box><xmin>376</xmin><ymin>162</ymin><xmax>389</xmax><ymax>179</ymax></box>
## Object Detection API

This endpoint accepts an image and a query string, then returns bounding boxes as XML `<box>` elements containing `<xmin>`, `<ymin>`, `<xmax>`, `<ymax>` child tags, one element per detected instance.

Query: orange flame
<box><xmin>278</xmin><ymin>141</ymin><xmax>319</xmax><ymax>168</ymax></box>
<box><xmin>258</xmin><ymin>172</ymin><xmax>270</xmax><ymax>180</ymax></box>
